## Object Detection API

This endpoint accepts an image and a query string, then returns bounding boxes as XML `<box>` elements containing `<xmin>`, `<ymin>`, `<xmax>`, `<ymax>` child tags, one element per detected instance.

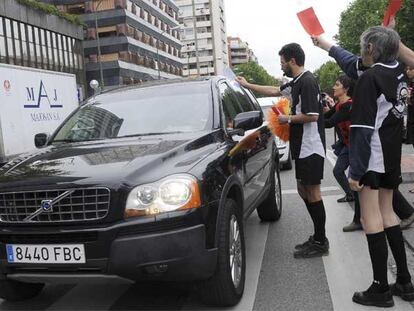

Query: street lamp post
<box><xmin>94</xmin><ymin>0</ymin><xmax>105</xmax><ymax>88</ymax></box>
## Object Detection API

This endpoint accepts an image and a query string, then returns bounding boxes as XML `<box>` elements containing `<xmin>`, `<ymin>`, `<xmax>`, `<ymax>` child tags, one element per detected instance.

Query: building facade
<box><xmin>176</xmin><ymin>0</ymin><xmax>228</xmax><ymax>77</ymax></box>
<box><xmin>43</xmin><ymin>0</ymin><xmax>183</xmax><ymax>93</ymax></box>
<box><xmin>228</xmin><ymin>36</ymin><xmax>257</xmax><ymax>68</ymax></box>
<box><xmin>0</xmin><ymin>0</ymin><xmax>85</xmax><ymax>92</ymax></box>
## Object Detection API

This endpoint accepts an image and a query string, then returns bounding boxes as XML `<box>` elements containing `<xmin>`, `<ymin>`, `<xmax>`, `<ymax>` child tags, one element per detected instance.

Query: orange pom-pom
<box><xmin>267</xmin><ymin>97</ymin><xmax>290</xmax><ymax>142</ymax></box>
<box><xmin>229</xmin><ymin>131</ymin><xmax>260</xmax><ymax>157</ymax></box>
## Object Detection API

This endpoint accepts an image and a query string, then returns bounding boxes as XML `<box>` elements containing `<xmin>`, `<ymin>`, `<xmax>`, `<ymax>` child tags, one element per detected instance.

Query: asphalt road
<box><xmin>1</xmin><ymin>129</ymin><xmax>414</xmax><ymax>311</ymax></box>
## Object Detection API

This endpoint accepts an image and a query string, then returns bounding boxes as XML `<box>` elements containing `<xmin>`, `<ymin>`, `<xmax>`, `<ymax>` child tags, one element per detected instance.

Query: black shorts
<box><xmin>360</xmin><ymin>169</ymin><xmax>402</xmax><ymax>190</ymax></box>
<box><xmin>295</xmin><ymin>154</ymin><xmax>324</xmax><ymax>185</ymax></box>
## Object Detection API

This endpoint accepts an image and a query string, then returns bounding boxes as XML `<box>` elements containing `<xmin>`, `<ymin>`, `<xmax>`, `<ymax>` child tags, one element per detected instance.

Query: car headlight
<box><xmin>124</xmin><ymin>174</ymin><xmax>201</xmax><ymax>218</ymax></box>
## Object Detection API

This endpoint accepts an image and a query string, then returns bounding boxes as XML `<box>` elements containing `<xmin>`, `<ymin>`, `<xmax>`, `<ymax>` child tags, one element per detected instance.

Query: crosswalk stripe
<box><xmin>46</xmin><ymin>280</ymin><xmax>131</xmax><ymax>311</ymax></box>
<box><xmin>322</xmin><ymin>194</ymin><xmax>412</xmax><ymax>311</ymax></box>
<box><xmin>182</xmin><ymin>211</ymin><xmax>269</xmax><ymax>311</ymax></box>
<box><xmin>282</xmin><ymin>186</ymin><xmax>340</xmax><ymax>195</ymax></box>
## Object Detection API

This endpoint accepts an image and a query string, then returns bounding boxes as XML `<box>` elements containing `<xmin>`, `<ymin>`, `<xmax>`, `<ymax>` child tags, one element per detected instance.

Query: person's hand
<box><xmin>349</xmin><ymin>178</ymin><xmax>364</xmax><ymax>192</ymax></box>
<box><xmin>311</xmin><ymin>35</ymin><xmax>333</xmax><ymax>52</ymax></box>
<box><xmin>278</xmin><ymin>115</ymin><xmax>289</xmax><ymax>124</ymax></box>
<box><xmin>326</xmin><ymin>96</ymin><xmax>335</xmax><ymax>108</ymax></box>
<box><xmin>384</xmin><ymin>15</ymin><xmax>396</xmax><ymax>29</ymax></box>
<box><xmin>235</xmin><ymin>76</ymin><xmax>249</xmax><ymax>87</ymax></box>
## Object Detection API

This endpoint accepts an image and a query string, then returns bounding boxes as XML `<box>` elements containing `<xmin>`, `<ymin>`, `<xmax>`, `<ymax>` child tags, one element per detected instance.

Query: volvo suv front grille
<box><xmin>0</xmin><ymin>188</ymin><xmax>110</xmax><ymax>223</ymax></box>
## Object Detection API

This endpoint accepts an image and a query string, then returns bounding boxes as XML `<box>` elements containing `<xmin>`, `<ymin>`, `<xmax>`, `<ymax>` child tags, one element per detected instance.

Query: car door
<box><xmin>230</xmin><ymin>84</ymin><xmax>273</xmax><ymax>208</ymax></box>
<box><xmin>219</xmin><ymin>81</ymin><xmax>272</xmax><ymax>209</ymax></box>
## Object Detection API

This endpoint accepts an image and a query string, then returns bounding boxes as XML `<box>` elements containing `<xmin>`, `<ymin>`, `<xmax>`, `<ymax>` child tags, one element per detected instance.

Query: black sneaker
<box><xmin>337</xmin><ymin>194</ymin><xmax>354</xmax><ymax>203</ymax></box>
<box><xmin>352</xmin><ymin>283</ymin><xmax>394</xmax><ymax>308</ymax></box>
<box><xmin>390</xmin><ymin>282</ymin><xmax>414</xmax><ymax>301</ymax></box>
<box><xmin>293</xmin><ymin>238</ymin><xmax>329</xmax><ymax>258</ymax></box>
<box><xmin>294</xmin><ymin>235</ymin><xmax>314</xmax><ymax>250</ymax></box>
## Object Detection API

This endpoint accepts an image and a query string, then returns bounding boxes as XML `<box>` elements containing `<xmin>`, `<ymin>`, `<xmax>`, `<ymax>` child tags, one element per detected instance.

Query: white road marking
<box><xmin>182</xmin><ymin>211</ymin><xmax>269</xmax><ymax>311</ymax></box>
<box><xmin>228</xmin><ymin>212</ymin><xmax>269</xmax><ymax>311</ymax></box>
<box><xmin>282</xmin><ymin>186</ymin><xmax>340</xmax><ymax>195</ymax></box>
<box><xmin>322</xmin><ymin>194</ymin><xmax>412</xmax><ymax>311</ymax></box>
<box><xmin>46</xmin><ymin>280</ymin><xmax>131</xmax><ymax>311</ymax></box>
<box><xmin>326</xmin><ymin>149</ymin><xmax>338</xmax><ymax>167</ymax></box>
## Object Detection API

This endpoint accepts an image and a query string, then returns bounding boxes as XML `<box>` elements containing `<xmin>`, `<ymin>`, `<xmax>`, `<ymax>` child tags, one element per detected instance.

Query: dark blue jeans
<box><xmin>333</xmin><ymin>145</ymin><xmax>353</xmax><ymax>196</ymax></box>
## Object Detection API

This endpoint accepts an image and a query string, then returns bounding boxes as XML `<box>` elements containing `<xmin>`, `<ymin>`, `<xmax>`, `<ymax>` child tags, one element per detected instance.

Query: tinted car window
<box><xmin>230</xmin><ymin>82</ymin><xmax>255</xmax><ymax>112</ymax></box>
<box><xmin>219</xmin><ymin>82</ymin><xmax>242</xmax><ymax>128</ymax></box>
<box><xmin>52</xmin><ymin>82</ymin><xmax>212</xmax><ymax>142</ymax></box>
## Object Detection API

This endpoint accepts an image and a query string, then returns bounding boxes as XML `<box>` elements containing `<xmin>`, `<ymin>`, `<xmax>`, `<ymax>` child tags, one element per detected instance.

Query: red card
<box><xmin>383</xmin><ymin>0</ymin><xmax>402</xmax><ymax>26</ymax></box>
<box><xmin>297</xmin><ymin>7</ymin><xmax>324</xmax><ymax>36</ymax></box>
<box><xmin>271</xmin><ymin>106</ymin><xmax>283</xmax><ymax>116</ymax></box>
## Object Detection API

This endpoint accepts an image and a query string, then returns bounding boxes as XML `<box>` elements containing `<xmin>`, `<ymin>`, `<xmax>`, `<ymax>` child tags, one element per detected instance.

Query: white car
<box><xmin>257</xmin><ymin>97</ymin><xmax>292</xmax><ymax>170</ymax></box>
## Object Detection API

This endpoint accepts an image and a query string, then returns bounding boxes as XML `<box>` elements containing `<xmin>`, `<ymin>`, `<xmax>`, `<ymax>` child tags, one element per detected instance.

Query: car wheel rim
<box><xmin>274</xmin><ymin>169</ymin><xmax>281</xmax><ymax>212</ymax></box>
<box><xmin>229</xmin><ymin>215</ymin><xmax>242</xmax><ymax>288</ymax></box>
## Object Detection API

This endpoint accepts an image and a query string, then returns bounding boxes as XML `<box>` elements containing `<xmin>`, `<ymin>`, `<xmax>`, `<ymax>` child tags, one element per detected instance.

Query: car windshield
<box><xmin>51</xmin><ymin>82</ymin><xmax>212</xmax><ymax>143</ymax></box>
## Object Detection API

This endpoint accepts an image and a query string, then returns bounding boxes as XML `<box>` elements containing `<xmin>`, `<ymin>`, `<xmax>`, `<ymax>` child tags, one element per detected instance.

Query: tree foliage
<box><xmin>233</xmin><ymin>62</ymin><xmax>280</xmax><ymax>98</ymax></box>
<box><xmin>313</xmin><ymin>61</ymin><xmax>341</xmax><ymax>94</ymax></box>
<box><xmin>17</xmin><ymin>0</ymin><xmax>83</xmax><ymax>25</ymax></box>
<box><xmin>336</xmin><ymin>0</ymin><xmax>414</xmax><ymax>55</ymax></box>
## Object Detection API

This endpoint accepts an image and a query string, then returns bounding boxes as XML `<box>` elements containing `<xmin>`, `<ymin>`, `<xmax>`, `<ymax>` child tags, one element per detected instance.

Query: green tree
<box><xmin>233</xmin><ymin>62</ymin><xmax>280</xmax><ymax>98</ymax></box>
<box><xmin>336</xmin><ymin>0</ymin><xmax>414</xmax><ymax>54</ymax></box>
<box><xmin>314</xmin><ymin>61</ymin><xmax>341</xmax><ymax>94</ymax></box>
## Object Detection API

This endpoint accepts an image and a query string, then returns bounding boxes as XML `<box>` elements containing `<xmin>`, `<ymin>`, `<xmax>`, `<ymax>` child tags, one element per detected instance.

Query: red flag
<box><xmin>297</xmin><ymin>7</ymin><xmax>324</xmax><ymax>36</ymax></box>
<box><xmin>383</xmin><ymin>0</ymin><xmax>403</xmax><ymax>26</ymax></box>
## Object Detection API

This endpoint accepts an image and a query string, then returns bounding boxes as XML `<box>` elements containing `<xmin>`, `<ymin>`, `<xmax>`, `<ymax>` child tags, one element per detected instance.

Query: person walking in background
<box><xmin>324</xmin><ymin>74</ymin><xmax>355</xmax><ymax>204</ymax></box>
<box><xmin>236</xmin><ymin>43</ymin><xmax>329</xmax><ymax>259</ymax></box>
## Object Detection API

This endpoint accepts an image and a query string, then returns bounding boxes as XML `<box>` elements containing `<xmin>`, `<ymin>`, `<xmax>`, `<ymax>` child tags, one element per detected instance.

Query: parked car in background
<box><xmin>257</xmin><ymin>97</ymin><xmax>292</xmax><ymax>170</ymax></box>
<box><xmin>0</xmin><ymin>77</ymin><xmax>282</xmax><ymax>307</ymax></box>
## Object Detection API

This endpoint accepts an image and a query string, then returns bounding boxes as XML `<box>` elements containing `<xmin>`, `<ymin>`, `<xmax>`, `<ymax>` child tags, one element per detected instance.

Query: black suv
<box><xmin>0</xmin><ymin>77</ymin><xmax>282</xmax><ymax>306</ymax></box>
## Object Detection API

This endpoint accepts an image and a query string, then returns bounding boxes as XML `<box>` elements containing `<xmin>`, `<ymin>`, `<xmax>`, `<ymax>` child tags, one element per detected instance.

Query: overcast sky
<box><xmin>224</xmin><ymin>0</ymin><xmax>354</xmax><ymax>78</ymax></box>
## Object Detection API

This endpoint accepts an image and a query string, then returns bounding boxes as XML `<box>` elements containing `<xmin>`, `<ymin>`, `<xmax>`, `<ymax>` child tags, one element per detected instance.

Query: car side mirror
<box><xmin>34</xmin><ymin>133</ymin><xmax>48</xmax><ymax>148</ymax></box>
<box><xmin>233</xmin><ymin>111</ymin><xmax>263</xmax><ymax>131</ymax></box>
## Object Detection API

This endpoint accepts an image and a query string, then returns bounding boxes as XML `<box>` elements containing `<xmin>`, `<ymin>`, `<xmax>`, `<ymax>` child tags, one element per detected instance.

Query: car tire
<box><xmin>0</xmin><ymin>279</ymin><xmax>44</xmax><ymax>301</ymax></box>
<box><xmin>199</xmin><ymin>198</ymin><xmax>245</xmax><ymax>306</ymax></box>
<box><xmin>282</xmin><ymin>151</ymin><xmax>292</xmax><ymax>170</ymax></box>
<box><xmin>257</xmin><ymin>159</ymin><xmax>282</xmax><ymax>221</ymax></box>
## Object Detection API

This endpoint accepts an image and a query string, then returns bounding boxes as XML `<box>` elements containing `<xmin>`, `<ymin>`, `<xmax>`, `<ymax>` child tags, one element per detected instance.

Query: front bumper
<box><xmin>0</xmin><ymin>220</ymin><xmax>217</xmax><ymax>283</ymax></box>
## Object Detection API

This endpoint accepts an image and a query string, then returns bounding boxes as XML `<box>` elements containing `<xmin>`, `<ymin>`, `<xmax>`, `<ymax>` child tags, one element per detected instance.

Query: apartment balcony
<box><xmin>184</xmin><ymin>67</ymin><xmax>214</xmax><ymax>77</ymax></box>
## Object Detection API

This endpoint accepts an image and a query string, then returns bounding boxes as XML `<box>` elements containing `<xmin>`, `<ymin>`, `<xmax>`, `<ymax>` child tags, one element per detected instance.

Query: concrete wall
<box><xmin>0</xmin><ymin>0</ymin><xmax>84</xmax><ymax>39</ymax></box>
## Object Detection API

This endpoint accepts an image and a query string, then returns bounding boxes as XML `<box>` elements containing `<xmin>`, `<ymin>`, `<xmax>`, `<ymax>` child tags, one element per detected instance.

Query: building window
<box><xmin>40</xmin><ymin>29</ymin><xmax>48</xmax><ymax>69</ymax></box>
<box><xmin>52</xmin><ymin>32</ymin><xmax>59</xmax><ymax>69</ymax></box>
<box><xmin>68</xmin><ymin>36</ymin><xmax>74</xmax><ymax>70</ymax></box>
<box><xmin>12</xmin><ymin>21</ymin><xmax>22</xmax><ymax>66</ymax></box>
<box><xmin>34</xmin><ymin>27</ymin><xmax>42</xmax><ymax>67</ymax></box>
<box><xmin>19</xmin><ymin>23</ymin><xmax>29</xmax><ymax>67</ymax></box>
<box><xmin>63</xmin><ymin>35</ymin><xmax>69</xmax><ymax>70</ymax></box>
<box><xmin>27</xmin><ymin>25</ymin><xmax>35</xmax><ymax>67</ymax></box>
<box><xmin>0</xmin><ymin>17</ymin><xmax>6</xmax><ymax>63</ymax></box>
<box><xmin>46</xmin><ymin>30</ymin><xmax>54</xmax><ymax>70</ymax></box>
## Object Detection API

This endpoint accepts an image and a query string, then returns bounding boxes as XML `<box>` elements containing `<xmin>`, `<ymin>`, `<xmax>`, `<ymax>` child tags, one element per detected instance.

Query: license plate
<box><xmin>6</xmin><ymin>244</ymin><xmax>85</xmax><ymax>264</ymax></box>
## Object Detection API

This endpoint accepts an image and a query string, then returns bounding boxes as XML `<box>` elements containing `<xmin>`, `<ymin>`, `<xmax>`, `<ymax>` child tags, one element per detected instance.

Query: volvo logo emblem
<box><xmin>41</xmin><ymin>200</ymin><xmax>53</xmax><ymax>212</ymax></box>
<box><xmin>24</xmin><ymin>190</ymin><xmax>75</xmax><ymax>222</ymax></box>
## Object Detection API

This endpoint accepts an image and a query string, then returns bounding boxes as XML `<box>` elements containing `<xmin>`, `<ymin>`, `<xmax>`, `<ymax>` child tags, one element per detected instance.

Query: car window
<box><xmin>244</xmin><ymin>88</ymin><xmax>262</xmax><ymax>111</ymax></box>
<box><xmin>230</xmin><ymin>82</ymin><xmax>256</xmax><ymax>112</ymax></box>
<box><xmin>219</xmin><ymin>82</ymin><xmax>242</xmax><ymax>128</ymax></box>
<box><xmin>52</xmin><ymin>82</ymin><xmax>212</xmax><ymax>142</ymax></box>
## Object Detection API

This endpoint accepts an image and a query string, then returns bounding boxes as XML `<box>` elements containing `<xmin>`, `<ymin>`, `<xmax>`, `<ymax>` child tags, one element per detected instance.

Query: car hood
<box><xmin>0</xmin><ymin>132</ymin><xmax>221</xmax><ymax>190</ymax></box>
